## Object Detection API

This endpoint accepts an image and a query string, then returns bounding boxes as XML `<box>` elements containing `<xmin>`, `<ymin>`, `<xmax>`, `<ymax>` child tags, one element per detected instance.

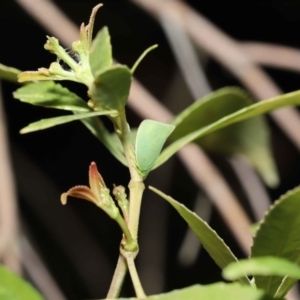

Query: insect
<box><xmin>57</xmin><ymin>48</ymin><xmax>81</xmax><ymax>71</ymax></box>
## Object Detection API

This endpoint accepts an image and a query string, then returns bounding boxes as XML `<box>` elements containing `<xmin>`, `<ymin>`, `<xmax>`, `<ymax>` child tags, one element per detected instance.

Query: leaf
<box><xmin>89</xmin><ymin>26</ymin><xmax>113</xmax><ymax>76</ymax></box>
<box><xmin>116</xmin><ymin>283</ymin><xmax>279</xmax><ymax>300</ymax></box>
<box><xmin>155</xmin><ymin>89</ymin><xmax>300</xmax><ymax>171</ymax></box>
<box><xmin>0</xmin><ymin>63</ymin><xmax>21</xmax><ymax>83</ymax></box>
<box><xmin>17</xmin><ymin>70</ymin><xmax>67</xmax><ymax>83</ymax></box>
<box><xmin>223</xmin><ymin>256</ymin><xmax>300</xmax><ymax>282</ymax></box>
<box><xmin>169</xmin><ymin>88</ymin><xmax>278</xmax><ymax>187</ymax></box>
<box><xmin>131</xmin><ymin>44</ymin><xmax>158</xmax><ymax>74</ymax></box>
<box><xmin>249</xmin><ymin>222</ymin><xmax>260</xmax><ymax>236</ymax></box>
<box><xmin>61</xmin><ymin>185</ymin><xmax>98</xmax><ymax>205</ymax></box>
<box><xmin>275</xmin><ymin>275</ymin><xmax>298</xmax><ymax>299</ymax></box>
<box><xmin>0</xmin><ymin>264</ymin><xmax>44</xmax><ymax>300</ymax></box>
<box><xmin>20</xmin><ymin>110</ymin><xmax>117</xmax><ymax>134</ymax></box>
<box><xmin>89</xmin><ymin>65</ymin><xmax>132</xmax><ymax>111</ymax></box>
<box><xmin>135</xmin><ymin>120</ymin><xmax>175</xmax><ymax>177</ymax></box>
<box><xmin>13</xmin><ymin>81</ymin><xmax>90</xmax><ymax>112</ymax></box>
<box><xmin>79</xmin><ymin>116</ymin><xmax>127</xmax><ymax>165</ymax></box>
<box><xmin>149</xmin><ymin>186</ymin><xmax>250</xmax><ymax>286</ymax></box>
<box><xmin>251</xmin><ymin>186</ymin><xmax>300</xmax><ymax>297</ymax></box>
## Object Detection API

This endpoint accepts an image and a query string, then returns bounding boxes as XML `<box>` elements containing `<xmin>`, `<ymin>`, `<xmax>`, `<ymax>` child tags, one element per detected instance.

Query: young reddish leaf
<box><xmin>89</xmin><ymin>162</ymin><xmax>106</xmax><ymax>197</ymax></box>
<box><xmin>61</xmin><ymin>185</ymin><xmax>98</xmax><ymax>205</ymax></box>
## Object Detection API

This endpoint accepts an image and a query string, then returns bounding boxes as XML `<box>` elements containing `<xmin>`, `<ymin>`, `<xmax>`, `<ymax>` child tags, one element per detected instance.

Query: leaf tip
<box><xmin>148</xmin><ymin>186</ymin><xmax>156</xmax><ymax>192</ymax></box>
<box><xmin>19</xmin><ymin>127</ymin><xmax>29</xmax><ymax>134</ymax></box>
<box><xmin>61</xmin><ymin>193</ymin><xmax>68</xmax><ymax>205</ymax></box>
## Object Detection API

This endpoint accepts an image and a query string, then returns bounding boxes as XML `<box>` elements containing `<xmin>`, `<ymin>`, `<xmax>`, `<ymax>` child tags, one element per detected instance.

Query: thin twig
<box><xmin>125</xmin><ymin>253</ymin><xmax>146</xmax><ymax>299</ymax></box>
<box><xmin>106</xmin><ymin>256</ymin><xmax>127</xmax><ymax>299</ymax></box>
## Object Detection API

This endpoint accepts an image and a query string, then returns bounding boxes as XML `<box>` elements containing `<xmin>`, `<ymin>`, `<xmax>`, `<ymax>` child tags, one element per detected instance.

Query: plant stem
<box><xmin>126</xmin><ymin>252</ymin><xmax>147</xmax><ymax>299</ymax></box>
<box><xmin>115</xmin><ymin>214</ymin><xmax>137</xmax><ymax>252</ymax></box>
<box><xmin>106</xmin><ymin>255</ymin><xmax>127</xmax><ymax>299</ymax></box>
<box><xmin>107</xmin><ymin>109</ymin><xmax>146</xmax><ymax>298</ymax></box>
<box><xmin>128</xmin><ymin>179</ymin><xmax>145</xmax><ymax>240</ymax></box>
<box><xmin>118</xmin><ymin>109</ymin><xmax>145</xmax><ymax>240</ymax></box>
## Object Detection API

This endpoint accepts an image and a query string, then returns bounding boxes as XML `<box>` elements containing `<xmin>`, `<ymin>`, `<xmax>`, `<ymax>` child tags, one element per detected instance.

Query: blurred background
<box><xmin>1</xmin><ymin>0</ymin><xmax>300</xmax><ymax>299</ymax></box>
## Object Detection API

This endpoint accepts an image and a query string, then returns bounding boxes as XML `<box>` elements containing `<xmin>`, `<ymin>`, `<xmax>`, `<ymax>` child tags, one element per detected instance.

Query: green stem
<box><xmin>131</xmin><ymin>44</ymin><xmax>158</xmax><ymax>74</ymax></box>
<box><xmin>128</xmin><ymin>179</ymin><xmax>145</xmax><ymax>240</ymax></box>
<box><xmin>106</xmin><ymin>255</ymin><xmax>127</xmax><ymax>299</ymax></box>
<box><xmin>125</xmin><ymin>252</ymin><xmax>146</xmax><ymax>299</ymax></box>
<box><xmin>118</xmin><ymin>109</ymin><xmax>145</xmax><ymax>240</ymax></box>
<box><xmin>107</xmin><ymin>109</ymin><xmax>145</xmax><ymax>297</ymax></box>
<box><xmin>115</xmin><ymin>214</ymin><xmax>137</xmax><ymax>252</ymax></box>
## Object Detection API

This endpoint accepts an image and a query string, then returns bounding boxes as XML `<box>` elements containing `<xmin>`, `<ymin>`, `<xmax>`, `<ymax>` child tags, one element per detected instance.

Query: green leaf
<box><xmin>135</xmin><ymin>120</ymin><xmax>175</xmax><ymax>177</ymax></box>
<box><xmin>223</xmin><ymin>256</ymin><xmax>300</xmax><ymax>282</ymax></box>
<box><xmin>0</xmin><ymin>63</ymin><xmax>21</xmax><ymax>83</ymax></box>
<box><xmin>20</xmin><ymin>110</ymin><xmax>117</xmax><ymax>134</ymax></box>
<box><xmin>89</xmin><ymin>27</ymin><xmax>113</xmax><ymax>76</ymax></box>
<box><xmin>149</xmin><ymin>186</ymin><xmax>250</xmax><ymax>286</ymax></box>
<box><xmin>249</xmin><ymin>222</ymin><xmax>260</xmax><ymax>236</ymax></box>
<box><xmin>89</xmin><ymin>65</ymin><xmax>131</xmax><ymax>111</ymax></box>
<box><xmin>131</xmin><ymin>44</ymin><xmax>158</xmax><ymax>74</ymax></box>
<box><xmin>169</xmin><ymin>88</ymin><xmax>278</xmax><ymax>187</ymax></box>
<box><xmin>275</xmin><ymin>275</ymin><xmax>298</xmax><ymax>299</ymax></box>
<box><xmin>117</xmin><ymin>283</ymin><xmax>279</xmax><ymax>300</ymax></box>
<box><xmin>155</xmin><ymin>89</ymin><xmax>300</xmax><ymax>171</ymax></box>
<box><xmin>79</xmin><ymin>116</ymin><xmax>127</xmax><ymax>166</ymax></box>
<box><xmin>17</xmin><ymin>71</ymin><xmax>65</xmax><ymax>83</ymax></box>
<box><xmin>251</xmin><ymin>186</ymin><xmax>300</xmax><ymax>297</ymax></box>
<box><xmin>0</xmin><ymin>264</ymin><xmax>44</xmax><ymax>300</ymax></box>
<box><xmin>13</xmin><ymin>81</ymin><xmax>90</xmax><ymax>112</ymax></box>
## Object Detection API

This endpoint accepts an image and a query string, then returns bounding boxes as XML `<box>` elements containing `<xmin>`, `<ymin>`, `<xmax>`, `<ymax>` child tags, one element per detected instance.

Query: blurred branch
<box><xmin>130</xmin><ymin>0</ymin><xmax>300</xmax><ymax>152</ymax></box>
<box><xmin>178</xmin><ymin>143</ymin><xmax>252</xmax><ymax>251</ymax></box>
<box><xmin>0</xmin><ymin>81</ymin><xmax>20</xmax><ymax>274</ymax></box>
<box><xmin>20</xmin><ymin>234</ymin><xmax>67</xmax><ymax>300</ymax></box>
<box><xmin>229</xmin><ymin>157</ymin><xmax>271</xmax><ymax>221</ymax></box>
<box><xmin>158</xmin><ymin>4</ymin><xmax>210</xmax><ymax>99</ymax></box>
<box><xmin>15</xmin><ymin>0</ymin><xmax>77</xmax><ymax>46</ymax></box>
<box><xmin>241</xmin><ymin>42</ymin><xmax>300</xmax><ymax>73</ymax></box>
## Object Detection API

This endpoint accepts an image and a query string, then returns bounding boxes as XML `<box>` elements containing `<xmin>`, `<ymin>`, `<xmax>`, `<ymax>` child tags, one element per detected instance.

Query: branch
<box><xmin>20</xmin><ymin>234</ymin><xmax>67</xmax><ymax>300</ymax></box>
<box><xmin>0</xmin><ymin>82</ymin><xmax>20</xmax><ymax>274</ymax></box>
<box><xmin>241</xmin><ymin>42</ymin><xmax>300</xmax><ymax>73</ymax></box>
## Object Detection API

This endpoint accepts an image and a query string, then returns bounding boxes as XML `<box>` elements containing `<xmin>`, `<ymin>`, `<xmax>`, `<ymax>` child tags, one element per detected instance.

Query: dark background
<box><xmin>1</xmin><ymin>1</ymin><xmax>300</xmax><ymax>299</ymax></box>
